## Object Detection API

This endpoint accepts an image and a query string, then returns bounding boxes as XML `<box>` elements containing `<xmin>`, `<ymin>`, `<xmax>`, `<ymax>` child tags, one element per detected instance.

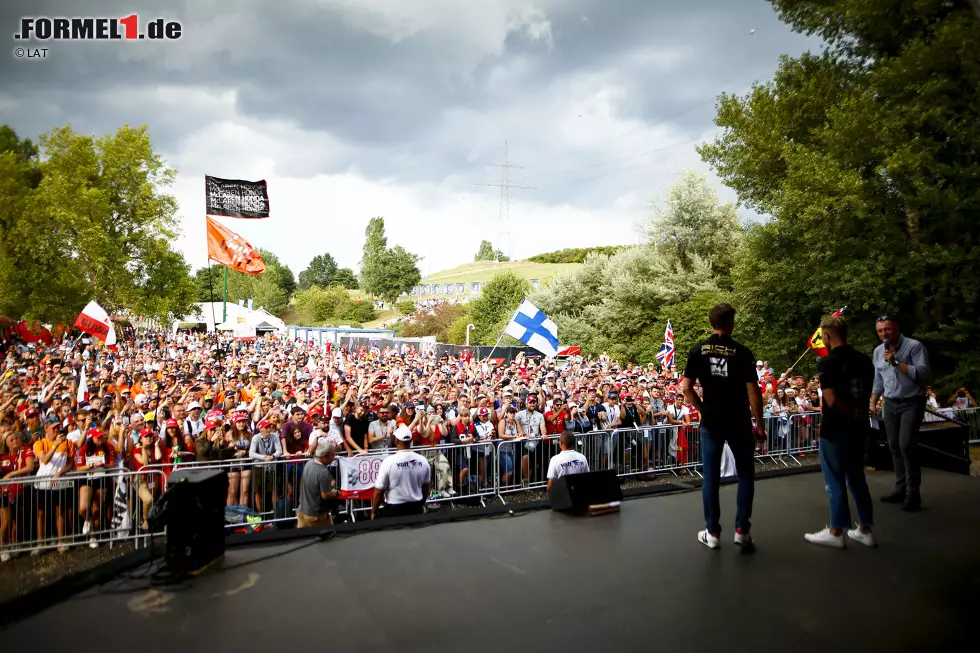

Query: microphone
<box><xmin>883</xmin><ymin>339</ymin><xmax>897</xmax><ymax>366</ymax></box>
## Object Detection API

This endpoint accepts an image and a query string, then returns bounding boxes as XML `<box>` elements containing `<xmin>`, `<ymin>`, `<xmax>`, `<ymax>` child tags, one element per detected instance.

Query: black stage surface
<box><xmin>4</xmin><ymin>469</ymin><xmax>978</xmax><ymax>652</ymax></box>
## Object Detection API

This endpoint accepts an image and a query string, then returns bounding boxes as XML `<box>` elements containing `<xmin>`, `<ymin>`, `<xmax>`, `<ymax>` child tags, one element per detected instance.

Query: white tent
<box><xmin>172</xmin><ymin>302</ymin><xmax>285</xmax><ymax>334</ymax></box>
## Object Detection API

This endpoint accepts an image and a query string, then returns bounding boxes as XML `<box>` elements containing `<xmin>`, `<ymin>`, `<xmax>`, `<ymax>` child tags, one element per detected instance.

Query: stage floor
<box><xmin>4</xmin><ymin>469</ymin><xmax>978</xmax><ymax>652</ymax></box>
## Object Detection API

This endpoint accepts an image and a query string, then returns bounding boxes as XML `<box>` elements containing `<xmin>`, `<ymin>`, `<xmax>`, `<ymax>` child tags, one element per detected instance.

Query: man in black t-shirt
<box><xmin>804</xmin><ymin>315</ymin><xmax>876</xmax><ymax>549</ymax></box>
<box><xmin>680</xmin><ymin>303</ymin><xmax>765</xmax><ymax>551</ymax></box>
<box><xmin>343</xmin><ymin>403</ymin><xmax>371</xmax><ymax>455</ymax></box>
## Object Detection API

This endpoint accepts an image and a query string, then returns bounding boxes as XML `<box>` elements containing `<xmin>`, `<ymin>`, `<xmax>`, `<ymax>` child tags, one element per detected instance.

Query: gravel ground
<box><xmin>0</xmin><ymin>454</ymin><xmax>819</xmax><ymax>604</ymax></box>
<box><xmin>0</xmin><ymin>541</ymin><xmax>135</xmax><ymax>604</ymax></box>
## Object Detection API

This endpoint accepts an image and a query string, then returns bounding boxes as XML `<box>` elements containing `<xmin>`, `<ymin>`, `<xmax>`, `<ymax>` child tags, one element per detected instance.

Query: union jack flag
<box><xmin>656</xmin><ymin>320</ymin><xmax>674</xmax><ymax>368</ymax></box>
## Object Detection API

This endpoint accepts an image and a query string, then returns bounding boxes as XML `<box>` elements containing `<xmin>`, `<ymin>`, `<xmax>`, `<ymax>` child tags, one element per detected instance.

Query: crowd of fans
<box><xmin>0</xmin><ymin>331</ymin><xmax>973</xmax><ymax>560</ymax></box>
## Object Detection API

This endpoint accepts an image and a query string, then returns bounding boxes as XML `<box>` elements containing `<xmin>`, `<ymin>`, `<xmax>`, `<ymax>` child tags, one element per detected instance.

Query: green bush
<box><xmin>395</xmin><ymin>300</ymin><xmax>417</xmax><ymax>315</ymax></box>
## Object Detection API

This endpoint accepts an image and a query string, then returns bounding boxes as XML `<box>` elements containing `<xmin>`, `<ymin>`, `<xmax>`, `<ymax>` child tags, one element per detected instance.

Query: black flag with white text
<box><xmin>205</xmin><ymin>175</ymin><xmax>270</xmax><ymax>218</ymax></box>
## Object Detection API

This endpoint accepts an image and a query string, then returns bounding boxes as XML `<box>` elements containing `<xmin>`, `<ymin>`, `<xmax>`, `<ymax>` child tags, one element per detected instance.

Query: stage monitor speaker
<box><xmin>549</xmin><ymin>469</ymin><xmax>623</xmax><ymax>515</ymax></box>
<box><xmin>162</xmin><ymin>468</ymin><xmax>228</xmax><ymax>576</ymax></box>
<box><xmin>869</xmin><ymin>422</ymin><xmax>970</xmax><ymax>476</ymax></box>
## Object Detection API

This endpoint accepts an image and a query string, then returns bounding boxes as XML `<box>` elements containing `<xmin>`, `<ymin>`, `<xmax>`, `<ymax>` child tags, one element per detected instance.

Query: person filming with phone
<box><xmin>870</xmin><ymin>316</ymin><xmax>930</xmax><ymax>512</ymax></box>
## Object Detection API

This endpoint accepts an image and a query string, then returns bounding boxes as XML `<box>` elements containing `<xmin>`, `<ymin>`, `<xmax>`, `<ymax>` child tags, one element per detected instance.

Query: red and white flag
<box><xmin>74</xmin><ymin>301</ymin><xmax>117</xmax><ymax>350</ymax></box>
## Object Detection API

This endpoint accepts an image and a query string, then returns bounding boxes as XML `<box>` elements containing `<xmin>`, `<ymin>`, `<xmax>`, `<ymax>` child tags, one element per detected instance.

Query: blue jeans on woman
<box><xmin>700</xmin><ymin>425</ymin><xmax>756</xmax><ymax>536</ymax></box>
<box><xmin>818</xmin><ymin>436</ymin><xmax>873</xmax><ymax>530</ymax></box>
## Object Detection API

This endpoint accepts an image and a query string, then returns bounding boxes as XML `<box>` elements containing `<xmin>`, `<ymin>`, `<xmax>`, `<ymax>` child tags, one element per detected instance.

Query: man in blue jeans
<box><xmin>680</xmin><ymin>303</ymin><xmax>766</xmax><ymax>552</ymax></box>
<box><xmin>804</xmin><ymin>315</ymin><xmax>876</xmax><ymax>548</ymax></box>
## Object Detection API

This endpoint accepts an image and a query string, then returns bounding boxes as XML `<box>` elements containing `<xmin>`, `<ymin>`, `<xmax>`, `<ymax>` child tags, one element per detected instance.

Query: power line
<box><xmin>530</xmin><ymin>136</ymin><xmax>705</xmax><ymax>180</ymax></box>
<box><xmin>520</xmin><ymin>79</ymin><xmax>760</xmax><ymax>171</ymax></box>
<box><xmin>473</xmin><ymin>139</ymin><xmax>535</xmax><ymax>260</ymax></box>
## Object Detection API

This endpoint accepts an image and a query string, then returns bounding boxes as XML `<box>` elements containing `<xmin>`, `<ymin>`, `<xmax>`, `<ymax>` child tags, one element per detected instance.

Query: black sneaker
<box><xmin>880</xmin><ymin>490</ymin><xmax>905</xmax><ymax>503</ymax></box>
<box><xmin>901</xmin><ymin>494</ymin><xmax>921</xmax><ymax>512</ymax></box>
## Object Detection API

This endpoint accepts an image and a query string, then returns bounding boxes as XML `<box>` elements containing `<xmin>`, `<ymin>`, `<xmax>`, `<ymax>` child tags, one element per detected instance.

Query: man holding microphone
<box><xmin>870</xmin><ymin>316</ymin><xmax>930</xmax><ymax>512</ymax></box>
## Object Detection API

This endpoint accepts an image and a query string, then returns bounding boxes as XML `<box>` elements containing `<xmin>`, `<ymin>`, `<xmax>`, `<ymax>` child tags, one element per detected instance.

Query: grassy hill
<box><xmin>421</xmin><ymin>260</ymin><xmax>580</xmax><ymax>285</ymax></box>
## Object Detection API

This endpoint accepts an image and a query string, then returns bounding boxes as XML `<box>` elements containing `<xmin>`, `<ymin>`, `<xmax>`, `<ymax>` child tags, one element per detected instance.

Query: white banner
<box><xmin>339</xmin><ymin>454</ymin><xmax>386</xmax><ymax>499</ymax></box>
<box><xmin>233</xmin><ymin>324</ymin><xmax>256</xmax><ymax>340</ymax></box>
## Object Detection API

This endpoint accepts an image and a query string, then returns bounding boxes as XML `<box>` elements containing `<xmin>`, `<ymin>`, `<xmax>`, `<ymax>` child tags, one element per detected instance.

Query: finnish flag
<box><xmin>505</xmin><ymin>299</ymin><xmax>559</xmax><ymax>358</ymax></box>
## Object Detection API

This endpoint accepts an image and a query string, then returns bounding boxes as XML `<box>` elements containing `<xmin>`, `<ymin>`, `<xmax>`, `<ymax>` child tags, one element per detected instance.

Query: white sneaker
<box><xmin>697</xmin><ymin>530</ymin><xmax>720</xmax><ymax>549</ymax></box>
<box><xmin>846</xmin><ymin>527</ymin><xmax>876</xmax><ymax>548</ymax></box>
<box><xmin>734</xmin><ymin>530</ymin><xmax>755</xmax><ymax>551</ymax></box>
<box><xmin>30</xmin><ymin>549</ymin><xmax>41</xmax><ymax>557</ymax></box>
<box><xmin>82</xmin><ymin>520</ymin><xmax>92</xmax><ymax>536</ymax></box>
<box><xmin>0</xmin><ymin>552</ymin><xmax>10</xmax><ymax>562</ymax></box>
<box><xmin>88</xmin><ymin>540</ymin><xmax>99</xmax><ymax>549</ymax></box>
<box><xmin>804</xmin><ymin>527</ymin><xmax>845</xmax><ymax>549</ymax></box>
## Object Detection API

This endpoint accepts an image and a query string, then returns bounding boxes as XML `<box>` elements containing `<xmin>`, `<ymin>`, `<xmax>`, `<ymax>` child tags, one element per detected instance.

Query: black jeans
<box><xmin>882</xmin><ymin>396</ymin><xmax>926</xmax><ymax>496</ymax></box>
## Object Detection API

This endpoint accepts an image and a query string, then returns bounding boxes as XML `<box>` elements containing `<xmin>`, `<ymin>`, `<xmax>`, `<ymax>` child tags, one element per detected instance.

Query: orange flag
<box><xmin>206</xmin><ymin>216</ymin><xmax>266</xmax><ymax>274</ymax></box>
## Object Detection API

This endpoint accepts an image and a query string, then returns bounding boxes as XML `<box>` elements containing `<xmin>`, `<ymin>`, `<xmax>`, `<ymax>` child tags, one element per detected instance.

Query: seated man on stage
<box><xmin>546</xmin><ymin>431</ymin><xmax>590</xmax><ymax>491</ymax></box>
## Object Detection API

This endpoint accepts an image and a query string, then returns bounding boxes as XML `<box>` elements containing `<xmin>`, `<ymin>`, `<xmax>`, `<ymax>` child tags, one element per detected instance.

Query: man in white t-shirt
<box><xmin>547</xmin><ymin>431</ymin><xmax>590</xmax><ymax>491</ymax></box>
<box><xmin>371</xmin><ymin>425</ymin><xmax>430</xmax><ymax>520</ymax></box>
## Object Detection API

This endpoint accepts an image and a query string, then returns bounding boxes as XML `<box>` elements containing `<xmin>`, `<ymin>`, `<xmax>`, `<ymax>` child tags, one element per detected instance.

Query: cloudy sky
<box><xmin>2</xmin><ymin>0</ymin><xmax>814</xmax><ymax>278</ymax></box>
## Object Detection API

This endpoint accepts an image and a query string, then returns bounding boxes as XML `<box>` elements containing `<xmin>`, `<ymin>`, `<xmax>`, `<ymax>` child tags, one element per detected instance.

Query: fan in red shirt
<box><xmin>75</xmin><ymin>428</ymin><xmax>116</xmax><ymax>548</ymax></box>
<box><xmin>1</xmin><ymin>431</ymin><xmax>36</xmax><ymax>559</ymax></box>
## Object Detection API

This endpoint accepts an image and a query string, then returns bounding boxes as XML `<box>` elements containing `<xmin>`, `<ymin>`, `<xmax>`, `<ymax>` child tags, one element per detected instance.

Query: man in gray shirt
<box><xmin>870</xmin><ymin>316</ymin><xmax>930</xmax><ymax>511</ymax></box>
<box><xmin>298</xmin><ymin>442</ymin><xmax>338</xmax><ymax>527</ymax></box>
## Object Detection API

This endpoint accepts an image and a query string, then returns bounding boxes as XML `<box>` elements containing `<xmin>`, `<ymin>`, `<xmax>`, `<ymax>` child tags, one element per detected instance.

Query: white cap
<box><xmin>134</xmin><ymin>393</ymin><xmax>147</xmax><ymax>404</ymax></box>
<box><xmin>187</xmin><ymin>401</ymin><xmax>202</xmax><ymax>411</ymax></box>
<box><xmin>394</xmin><ymin>425</ymin><xmax>413</xmax><ymax>442</ymax></box>
<box><xmin>331</xmin><ymin>407</ymin><xmax>343</xmax><ymax>418</ymax></box>
<box><xmin>756</xmin><ymin>360</ymin><xmax>764</xmax><ymax>366</ymax></box>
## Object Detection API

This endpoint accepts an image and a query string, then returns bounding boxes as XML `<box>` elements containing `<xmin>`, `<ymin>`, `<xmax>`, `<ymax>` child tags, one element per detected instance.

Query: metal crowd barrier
<box><xmin>0</xmin><ymin>416</ymin><xmax>827</xmax><ymax>555</ymax></box>
<box><xmin>932</xmin><ymin>407</ymin><xmax>980</xmax><ymax>443</ymax></box>
<box><xmin>0</xmin><ymin>468</ymin><xmax>167</xmax><ymax>558</ymax></box>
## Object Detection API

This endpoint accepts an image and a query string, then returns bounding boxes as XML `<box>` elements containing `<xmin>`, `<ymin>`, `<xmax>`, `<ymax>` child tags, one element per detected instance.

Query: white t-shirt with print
<box><xmin>547</xmin><ymin>450</ymin><xmax>590</xmax><ymax>480</ymax></box>
<box><xmin>374</xmin><ymin>450</ymin><xmax>430</xmax><ymax>505</ymax></box>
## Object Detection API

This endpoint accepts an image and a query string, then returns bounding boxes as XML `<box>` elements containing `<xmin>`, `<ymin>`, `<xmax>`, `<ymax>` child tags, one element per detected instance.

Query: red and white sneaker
<box><xmin>734</xmin><ymin>529</ymin><xmax>755</xmax><ymax>552</ymax></box>
<box><xmin>697</xmin><ymin>530</ymin><xmax>720</xmax><ymax>549</ymax></box>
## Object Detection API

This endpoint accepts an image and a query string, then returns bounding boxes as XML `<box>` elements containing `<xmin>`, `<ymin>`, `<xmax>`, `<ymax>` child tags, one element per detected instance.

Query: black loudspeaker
<box><xmin>869</xmin><ymin>422</ymin><xmax>970</xmax><ymax>476</ymax></box>
<box><xmin>160</xmin><ymin>469</ymin><xmax>227</xmax><ymax>576</ymax></box>
<box><xmin>549</xmin><ymin>469</ymin><xmax>623</xmax><ymax>515</ymax></box>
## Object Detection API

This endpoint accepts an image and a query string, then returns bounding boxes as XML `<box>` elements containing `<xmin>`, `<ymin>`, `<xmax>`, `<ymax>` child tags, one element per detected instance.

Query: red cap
<box><xmin>25</xmin><ymin>407</ymin><xmax>38</xmax><ymax>417</ymax></box>
<box><xmin>139</xmin><ymin>428</ymin><xmax>155</xmax><ymax>438</ymax></box>
<box><xmin>233</xmin><ymin>412</ymin><xmax>248</xmax><ymax>422</ymax></box>
<box><xmin>87</xmin><ymin>427</ymin><xmax>104</xmax><ymax>438</ymax></box>
<box><xmin>478</xmin><ymin>407</ymin><xmax>490</xmax><ymax>416</ymax></box>
<box><xmin>205</xmin><ymin>420</ymin><xmax>218</xmax><ymax>429</ymax></box>
<box><xmin>165</xmin><ymin>418</ymin><xmax>178</xmax><ymax>428</ymax></box>
<box><xmin>258</xmin><ymin>419</ymin><xmax>271</xmax><ymax>429</ymax></box>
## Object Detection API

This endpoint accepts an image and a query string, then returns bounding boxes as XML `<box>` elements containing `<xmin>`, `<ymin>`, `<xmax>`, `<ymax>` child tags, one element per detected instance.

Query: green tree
<box><xmin>0</xmin><ymin>124</ymin><xmax>195</xmax><ymax>324</ymax></box>
<box><xmin>359</xmin><ymin>218</ymin><xmax>422</xmax><ymax>304</ymax></box>
<box><xmin>298</xmin><ymin>253</ymin><xmax>339</xmax><ymax>290</ymax></box>
<box><xmin>402</xmin><ymin>303</ymin><xmax>468</xmax><ymax>342</ymax></box>
<box><xmin>223</xmin><ymin>248</ymin><xmax>293</xmax><ymax>315</ymax></box>
<box><xmin>333</xmin><ymin>267</ymin><xmax>359</xmax><ymax>289</ymax></box>
<box><xmin>643</xmin><ymin>169</ymin><xmax>742</xmax><ymax>286</ymax></box>
<box><xmin>474</xmin><ymin>239</ymin><xmax>510</xmax><ymax>262</ymax></box>
<box><xmin>527</xmin><ymin>246</ymin><xmax>628</xmax><ymax>263</ymax></box>
<box><xmin>698</xmin><ymin>0</ymin><xmax>980</xmax><ymax>390</ymax></box>
<box><xmin>294</xmin><ymin>285</ymin><xmax>355</xmax><ymax>324</ymax></box>
<box><xmin>469</xmin><ymin>272</ymin><xmax>531</xmax><ymax>344</ymax></box>
<box><xmin>446</xmin><ymin>313</ymin><xmax>474</xmax><ymax>344</ymax></box>
<box><xmin>192</xmin><ymin>266</ymin><xmax>229</xmax><ymax>303</ymax></box>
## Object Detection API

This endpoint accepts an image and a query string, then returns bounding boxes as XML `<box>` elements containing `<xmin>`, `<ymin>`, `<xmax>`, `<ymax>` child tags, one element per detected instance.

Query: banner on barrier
<box><xmin>339</xmin><ymin>454</ymin><xmax>386</xmax><ymax>499</ymax></box>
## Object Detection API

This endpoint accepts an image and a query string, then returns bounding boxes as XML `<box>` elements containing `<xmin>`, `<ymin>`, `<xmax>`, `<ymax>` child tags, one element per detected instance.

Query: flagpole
<box><xmin>790</xmin><ymin>347</ymin><xmax>811</xmax><ymax>370</ymax></box>
<box><xmin>222</xmin><ymin>266</ymin><xmax>228</xmax><ymax>322</ymax></box>
<box><xmin>486</xmin><ymin>302</ymin><xmax>524</xmax><ymax>364</ymax></box>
